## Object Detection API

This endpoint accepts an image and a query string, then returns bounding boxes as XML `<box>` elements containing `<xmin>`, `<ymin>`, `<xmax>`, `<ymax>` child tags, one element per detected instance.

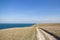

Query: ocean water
<box><xmin>0</xmin><ymin>23</ymin><xmax>34</xmax><ymax>29</ymax></box>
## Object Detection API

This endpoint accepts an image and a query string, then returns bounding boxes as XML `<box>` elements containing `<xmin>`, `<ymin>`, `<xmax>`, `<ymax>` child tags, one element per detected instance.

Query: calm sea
<box><xmin>0</xmin><ymin>23</ymin><xmax>35</xmax><ymax>29</ymax></box>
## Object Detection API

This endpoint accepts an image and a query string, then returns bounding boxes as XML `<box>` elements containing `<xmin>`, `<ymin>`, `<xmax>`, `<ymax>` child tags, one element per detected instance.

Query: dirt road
<box><xmin>36</xmin><ymin>28</ymin><xmax>57</xmax><ymax>40</ymax></box>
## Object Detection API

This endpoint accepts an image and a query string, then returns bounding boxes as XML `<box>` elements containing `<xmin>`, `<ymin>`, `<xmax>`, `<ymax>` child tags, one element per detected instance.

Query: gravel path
<box><xmin>36</xmin><ymin>28</ymin><xmax>57</xmax><ymax>40</ymax></box>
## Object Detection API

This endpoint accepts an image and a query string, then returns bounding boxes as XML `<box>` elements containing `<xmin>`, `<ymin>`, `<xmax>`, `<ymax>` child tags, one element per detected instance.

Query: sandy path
<box><xmin>36</xmin><ymin>28</ymin><xmax>57</xmax><ymax>40</ymax></box>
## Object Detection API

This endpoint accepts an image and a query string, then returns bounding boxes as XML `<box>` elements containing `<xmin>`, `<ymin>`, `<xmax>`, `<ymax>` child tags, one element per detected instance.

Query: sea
<box><xmin>0</xmin><ymin>23</ymin><xmax>35</xmax><ymax>29</ymax></box>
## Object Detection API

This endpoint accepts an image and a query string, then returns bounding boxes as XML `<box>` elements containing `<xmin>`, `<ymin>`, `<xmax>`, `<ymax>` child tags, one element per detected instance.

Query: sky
<box><xmin>0</xmin><ymin>0</ymin><xmax>60</xmax><ymax>23</ymax></box>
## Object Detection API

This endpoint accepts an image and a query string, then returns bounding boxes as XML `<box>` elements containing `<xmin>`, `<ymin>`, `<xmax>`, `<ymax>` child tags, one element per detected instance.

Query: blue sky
<box><xmin>0</xmin><ymin>0</ymin><xmax>60</xmax><ymax>23</ymax></box>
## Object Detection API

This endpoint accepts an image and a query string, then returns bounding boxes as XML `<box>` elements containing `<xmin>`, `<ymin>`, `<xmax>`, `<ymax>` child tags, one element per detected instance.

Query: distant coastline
<box><xmin>0</xmin><ymin>23</ymin><xmax>35</xmax><ymax>29</ymax></box>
